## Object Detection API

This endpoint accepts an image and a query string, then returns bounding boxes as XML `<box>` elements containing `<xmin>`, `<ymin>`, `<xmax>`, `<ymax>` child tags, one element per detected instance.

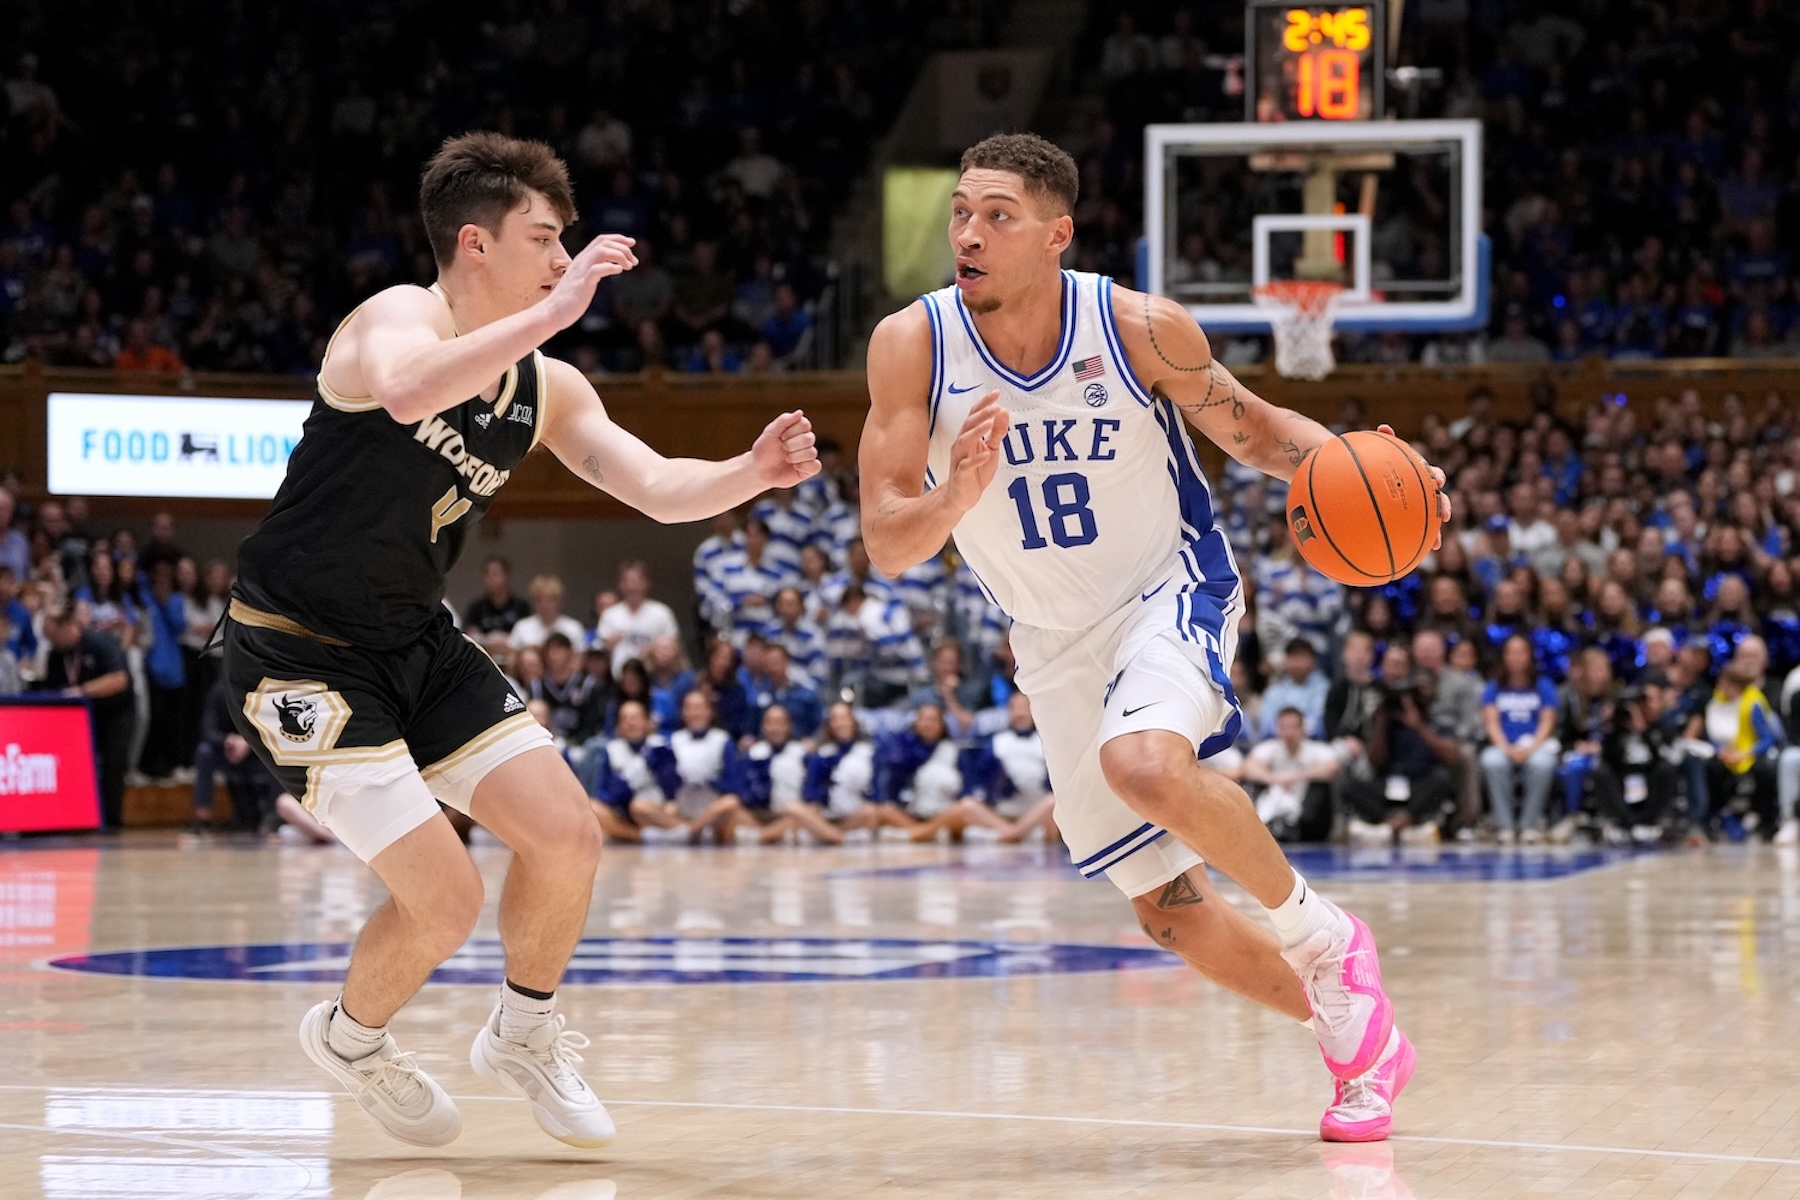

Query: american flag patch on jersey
<box><xmin>1071</xmin><ymin>355</ymin><xmax>1106</xmax><ymax>382</ymax></box>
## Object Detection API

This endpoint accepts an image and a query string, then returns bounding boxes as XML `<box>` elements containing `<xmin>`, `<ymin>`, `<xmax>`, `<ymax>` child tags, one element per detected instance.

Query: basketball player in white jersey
<box><xmin>860</xmin><ymin>133</ymin><xmax>1449</xmax><ymax>1142</ymax></box>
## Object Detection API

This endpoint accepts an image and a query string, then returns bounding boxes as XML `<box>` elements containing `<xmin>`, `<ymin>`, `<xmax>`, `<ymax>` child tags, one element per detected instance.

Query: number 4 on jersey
<box><xmin>430</xmin><ymin>485</ymin><xmax>473</xmax><ymax>544</ymax></box>
<box><xmin>1006</xmin><ymin>472</ymin><xmax>1097</xmax><ymax>550</ymax></box>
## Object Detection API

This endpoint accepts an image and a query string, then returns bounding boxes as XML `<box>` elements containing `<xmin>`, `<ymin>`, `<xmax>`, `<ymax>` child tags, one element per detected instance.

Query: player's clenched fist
<box><xmin>751</xmin><ymin>410</ymin><xmax>822</xmax><ymax>488</ymax></box>
<box><xmin>945</xmin><ymin>390</ymin><xmax>1009</xmax><ymax>512</ymax></box>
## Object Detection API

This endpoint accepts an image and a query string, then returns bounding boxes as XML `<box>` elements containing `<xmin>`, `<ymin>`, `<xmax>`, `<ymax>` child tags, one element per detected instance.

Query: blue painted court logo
<box><xmin>47</xmin><ymin>936</ymin><xmax>1176</xmax><ymax>986</ymax></box>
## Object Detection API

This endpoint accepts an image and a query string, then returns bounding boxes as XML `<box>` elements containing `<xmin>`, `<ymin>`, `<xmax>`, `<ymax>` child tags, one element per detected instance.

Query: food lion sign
<box><xmin>47</xmin><ymin>393</ymin><xmax>313</xmax><ymax>499</ymax></box>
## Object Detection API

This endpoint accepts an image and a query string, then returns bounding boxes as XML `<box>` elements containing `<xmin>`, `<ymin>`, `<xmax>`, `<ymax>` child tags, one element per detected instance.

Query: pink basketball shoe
<box><xmin>1283</xmin><ymin>909</ymin><xmax>1396</xmax><ymax>1080</ymax></box>
<box><xmin>1320</xmin><ymin>1027</ymin><xmax>1415</xmax><ymax>1142</ymax></box>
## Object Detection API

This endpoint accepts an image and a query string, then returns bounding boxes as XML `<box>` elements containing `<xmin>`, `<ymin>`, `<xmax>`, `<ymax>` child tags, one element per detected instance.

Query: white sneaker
<box><xmin>1520</xmin><ymin>827</ymin><xmax>1545</xmax><ymax>845</ymax></box>
<box><xmin>841</xmin><ymin>827</ymin><xmax>874</xmax><ymax>844</ymax></box>
<box><xmin>1346</xmin><ymin>818</ymin><xmax>1390</xmax><ymax>846</ymax></box>
<box><xmin>1496</xmin><ymin>828</ymin><xmax>1517</xmax><ymax>846</ymax></box>
<box><xmin>963</xmin><ymin>825</ymin><xmax>1003</xmax><ymax>843</ymax></box>
<box><xmin>1548</xmin><ymin>816</ymin><xmax>1577</xmax><ymax>844</ymax></box>
<box><xmin>1631</xmin><ymin>824</ymin><xmax>1664</xmax><ymax>845</ymax></box>
<box><xmin>639</xmin><ymin>825</ymin><xmax>685</xmax><ymax>844</ymax></box>
<box><xmin>470</xmin><ymin>1008</ymin><xmax>615</xmax><ymax>1148</ymax></box>
<box><xmin>732</xmin><ymin>823</ymin><xmax>761</xmax><ymax>845</ymax></box>
<box><xmin>877</xmin><ymin>826</ymin><xmax>913</xmax><ymax>843</ymax></box>
<box><xmin>1775</xmin><ymin>820</ymin><xmax>1799</xmax><ymax>846</ymax></box>
<box><xmin>299</xmin><ymin>1000</ymin><xmax>460</xmax><ymax>1147</ymax></box>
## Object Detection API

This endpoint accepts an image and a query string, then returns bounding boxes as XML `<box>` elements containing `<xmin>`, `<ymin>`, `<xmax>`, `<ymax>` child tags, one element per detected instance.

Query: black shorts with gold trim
<box><xmin>224</xmin><ymin>599</ymin><xmax>545</xmax><ymax>812</ymax></box>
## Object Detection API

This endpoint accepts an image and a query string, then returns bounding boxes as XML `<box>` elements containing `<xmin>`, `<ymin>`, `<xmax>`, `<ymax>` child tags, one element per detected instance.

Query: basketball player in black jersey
<box><xmin>225</xmin><ymin>132</ymin><xmax>819</xmax><ymax>1149</ymax></box>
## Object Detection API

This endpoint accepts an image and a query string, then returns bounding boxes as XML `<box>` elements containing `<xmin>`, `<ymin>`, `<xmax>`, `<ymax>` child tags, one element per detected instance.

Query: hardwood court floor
<box><xmin>2</xmin><ymin>834</ymin><xmax>1798</xmax><ymax>1199</ymax></box>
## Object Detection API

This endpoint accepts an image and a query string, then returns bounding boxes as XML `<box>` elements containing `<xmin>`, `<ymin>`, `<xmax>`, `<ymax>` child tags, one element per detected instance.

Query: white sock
<box><xmin>326</xmin><ymin>998</ymin><xmax>388</xmax><ymax>1062</ymax></box>
<box><xmin>1264</xmin><ymin>871</ymin><xmax>1338</xmax><ymax>948</ymax></box>
<box><xmin>498</xmin><ymin>981</ymin><xmax>556</xmax><ymax>1042</ymax></box>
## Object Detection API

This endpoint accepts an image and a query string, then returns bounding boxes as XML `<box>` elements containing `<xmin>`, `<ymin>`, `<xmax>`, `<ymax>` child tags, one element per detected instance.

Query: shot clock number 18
<box><xmin>1247</xmin><ymin>0</ymin><xmax>1387</xmax><ymax>123</ymax></box>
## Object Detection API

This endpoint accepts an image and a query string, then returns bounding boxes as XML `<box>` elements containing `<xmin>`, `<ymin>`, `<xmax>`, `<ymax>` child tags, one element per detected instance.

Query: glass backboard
<box><xmin>1142</xmin><ymin>120</ymin><xmax>1487</xmax><ymax>334</ymax></box>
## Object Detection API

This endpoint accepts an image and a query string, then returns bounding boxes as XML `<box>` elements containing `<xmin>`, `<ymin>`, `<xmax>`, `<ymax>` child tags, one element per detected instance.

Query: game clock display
<box><xmin>1248</xmin><ymin>1</ymin><xmax>1386</xmax><ymax>122</ymax></box>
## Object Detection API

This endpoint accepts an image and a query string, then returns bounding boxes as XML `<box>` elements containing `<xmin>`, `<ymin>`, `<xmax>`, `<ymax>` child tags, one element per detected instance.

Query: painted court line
<box><xmin>582</xmin><ymin>1097</ymin><xmax>1800</xmax><ymax>1168</ymax></box>
<box><xmin>6</xmin><ymin>1085</ymin><xmax>1796</xmax><ymax>1170</ymax></box>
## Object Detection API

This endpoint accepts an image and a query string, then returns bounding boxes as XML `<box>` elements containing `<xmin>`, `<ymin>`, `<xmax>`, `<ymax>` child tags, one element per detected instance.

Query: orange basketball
<box><xmin>1286</xmin><ymin>430</ymin><xmax>1440</xmax><ymax>586</ymax></box>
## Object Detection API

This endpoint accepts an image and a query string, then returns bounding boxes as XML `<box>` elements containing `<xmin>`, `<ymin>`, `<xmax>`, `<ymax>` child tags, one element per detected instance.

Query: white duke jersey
<box><xmin>921</xmin><ymin>271</ymin><xmax>1240</xmax><ymax>632</ymax></box>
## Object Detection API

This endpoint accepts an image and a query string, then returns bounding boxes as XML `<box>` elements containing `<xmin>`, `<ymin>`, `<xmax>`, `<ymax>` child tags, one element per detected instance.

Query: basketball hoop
<box><xmin>1254</xmin><ymin>280</ymin><xmax>1344</xmax><ymax>381</ymax></box>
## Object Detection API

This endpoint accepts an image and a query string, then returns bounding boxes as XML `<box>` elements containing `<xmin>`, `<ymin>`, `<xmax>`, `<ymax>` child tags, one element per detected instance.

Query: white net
<box><xmin>1253</xmin><ymin>282</ymin><xmax>1344</xmax><ymax>381</ymax></box>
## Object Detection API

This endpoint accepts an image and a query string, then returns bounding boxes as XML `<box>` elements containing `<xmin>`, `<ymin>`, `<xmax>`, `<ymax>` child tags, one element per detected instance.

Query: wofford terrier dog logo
<box><xmin>274</xmin><ymin>695</ymin><xmax>319</xmax><ymax>742</ymax></box>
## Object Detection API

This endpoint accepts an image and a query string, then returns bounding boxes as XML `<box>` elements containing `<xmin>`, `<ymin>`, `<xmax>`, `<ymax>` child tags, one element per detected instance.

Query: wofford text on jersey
<box><xmin>412</xmin><ymin>415</ymin><xmax>513</xmax><ymax>497</ymax></box>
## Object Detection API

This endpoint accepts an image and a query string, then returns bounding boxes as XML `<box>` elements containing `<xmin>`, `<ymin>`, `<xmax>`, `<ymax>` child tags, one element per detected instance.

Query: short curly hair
<box><xmin>959</xmin><ymin>132</ymin><xmax>1079</xmax><ymax>216</ymax></box>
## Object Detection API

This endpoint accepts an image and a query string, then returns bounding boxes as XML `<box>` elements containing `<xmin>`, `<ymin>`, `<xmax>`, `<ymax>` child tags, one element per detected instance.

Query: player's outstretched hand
<box><xmin>946</xmin><ymin>390</ymin><xmax>1010</xmax><ymax>513</ymax></box>
<box><xmin>1378</xmin><ymin>422</ymin><xmax>1451</xmax><ymax>549</ymax></box>
<box><xmin>751</xmin><ymin>410</ymin><xmax>822</xmax><ymax>489</ymax></box>
<box><xmin>543</xmin><ymin>233</ymin><xmax>638</xmax><ymax>330</ymax></box>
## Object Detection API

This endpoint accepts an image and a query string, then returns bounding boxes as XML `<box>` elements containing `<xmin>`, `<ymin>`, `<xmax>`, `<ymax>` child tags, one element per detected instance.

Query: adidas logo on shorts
<box><xmin>503</xmin><ymin>693</ymin><xmax>525</xmax><ymax>714</ymax></box>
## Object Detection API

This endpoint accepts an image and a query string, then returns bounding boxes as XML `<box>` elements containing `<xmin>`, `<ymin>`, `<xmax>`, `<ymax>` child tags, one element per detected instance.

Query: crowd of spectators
<box><xmin>14</xmin><ymin>380</ymin><xmax>1800</xmax><ymax>850</ymax></box>
<box><xmin>1</xmin><ymin>500</ymin><xmax>234</xmax><ymax>829</ymax></box>
<box><xmin>1213</xmin><ymin>382</ymin><xmax>1800</xmax><ymax>848</ymax></box>
<box><xmin>1062</xmin><ymin>0</ymin><xmax>1800</xmax><ymax>365</ymax></box>
<box><xmin>0</xmin><ymin>0</ymin><xmax>1004</xmax><ymax>377</ymax></box>
<box><xmin>11</xmin><ymin>381</ymin><xmax>1800</xmax><ymax>851</ymax></box>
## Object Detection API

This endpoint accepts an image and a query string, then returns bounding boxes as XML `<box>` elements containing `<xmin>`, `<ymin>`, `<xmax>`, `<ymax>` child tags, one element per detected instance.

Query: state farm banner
<box><xmin>0</xmin><ymin>701</ymin><xmax>101</xmax><ymax>833</ymax></box>
<box><xmin>47</xmin><ymin>392</ymin><xmax>313</xmax><ymax>499</ymax></box>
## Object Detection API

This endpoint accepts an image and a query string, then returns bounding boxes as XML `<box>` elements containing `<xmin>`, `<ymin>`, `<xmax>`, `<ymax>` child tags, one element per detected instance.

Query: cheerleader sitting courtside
<box><xmin>581</xmin><ymin>699</ymin><xmax>679</xmax><ymax>844</ymax></box>
<box><xmin>740</xmin><ymin>704</ymin><xmax>844</xmax><ymax>845</ymax></box>
<box><xmin>871</xmin><ymin>703</ymin><xmax>1009</xmax><ymax>843</ymax></box>
<box><xmin>802</xmin><ymin>702</ymin><xmax>913</xmax><ymax>837</ymax></box>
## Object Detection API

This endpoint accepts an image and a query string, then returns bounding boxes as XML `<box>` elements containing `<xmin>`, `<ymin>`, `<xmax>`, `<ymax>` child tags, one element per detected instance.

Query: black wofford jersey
<box><xmin>236</xmin><ymin>348</ymin><xmax>548</xmax><ymax>650</ymax></box>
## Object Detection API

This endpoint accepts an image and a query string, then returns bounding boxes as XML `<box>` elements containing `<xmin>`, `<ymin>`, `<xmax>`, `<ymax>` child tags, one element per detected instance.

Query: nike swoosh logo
<box><xmin>1141</xmin><ymin>579</ymin><xmax>1170</xmax><ymax>602</ymax></box>
<box><xmin>947</xmin><ymin>382</ymin><xmax>981</xmax><ymax>394</ymax></box>
<box><xmin>1120</xmin><ymin>703</ymin><xmax>1160</xmax><ymax>717</ymax></box>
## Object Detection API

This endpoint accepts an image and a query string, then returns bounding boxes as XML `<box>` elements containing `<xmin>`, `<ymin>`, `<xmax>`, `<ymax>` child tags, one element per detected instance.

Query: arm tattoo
<box><xmin>1144</xmin><ymin>293</ymin><xmax>1209</xmax><ymax>373</ymax></box>
<box><xmin>1232</xmin><ymin>432</ymin><xmax>1249</xmax><ymax>446</ymax></box>
<box><xmin>1155</xmin><ymin>873</ymin><xmax>1205</xmax><ymax>908</ymax></box>
<box><xmin>1276</xmin><ymin>437</ymin><xmax>1304</xmax><ymax>466</ymax></box>
<box><xmin>581</xmin><ymin>455</ymin><xmax>605</xmax><ymax>484</ymax></box>
<box><xmin>1141</xmin><ymin>921</ymin><xmax>1177</xmax><ymax>945</ymax></box>
<box><xmin>1142</xmin><ymin>294</ymin><xmax>1246</xmax><ymax>419</ymax></box>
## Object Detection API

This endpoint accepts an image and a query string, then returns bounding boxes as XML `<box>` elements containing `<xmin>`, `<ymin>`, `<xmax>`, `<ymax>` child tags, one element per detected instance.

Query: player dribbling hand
<box><xmin>1376</xmin><ymin>422</ymin><xmax>1452</xmax><ymax>545</ymax></box>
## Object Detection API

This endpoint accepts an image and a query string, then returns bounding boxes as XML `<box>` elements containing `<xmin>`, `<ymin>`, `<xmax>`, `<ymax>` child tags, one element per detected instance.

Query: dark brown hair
<box><xmin>959</xmin><ymin>132</ymin><xmax>1079</xmax><ymax>216</ymax></box>
<box><xmin>419</xmin><ymin>131</ymin><xmax>576</xmax><ymax>266</ymax></box>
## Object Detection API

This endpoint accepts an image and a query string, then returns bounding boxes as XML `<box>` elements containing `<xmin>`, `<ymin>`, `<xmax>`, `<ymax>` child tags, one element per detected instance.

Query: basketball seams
<box><xmin>1383</xmin><ymin>430</ymin><xmax>1434</xmax><ymax>571</ymax></box>
<box><xmin>1337</xmin><ymin>434</ymin><xmax>1398</xmax><ymax>581</ymax></box>
<box><xmin>1301</xmin><ymin>443</ymin><xmax>1387</xmax><ymax>584</ymax></box>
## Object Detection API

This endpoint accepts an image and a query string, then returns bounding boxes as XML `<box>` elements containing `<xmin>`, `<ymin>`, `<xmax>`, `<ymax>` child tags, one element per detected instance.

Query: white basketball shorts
<box><xmin>1008</xmin><ymin>574</ymin><xmax>1244</xmax><ymax>898</ymax></box>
